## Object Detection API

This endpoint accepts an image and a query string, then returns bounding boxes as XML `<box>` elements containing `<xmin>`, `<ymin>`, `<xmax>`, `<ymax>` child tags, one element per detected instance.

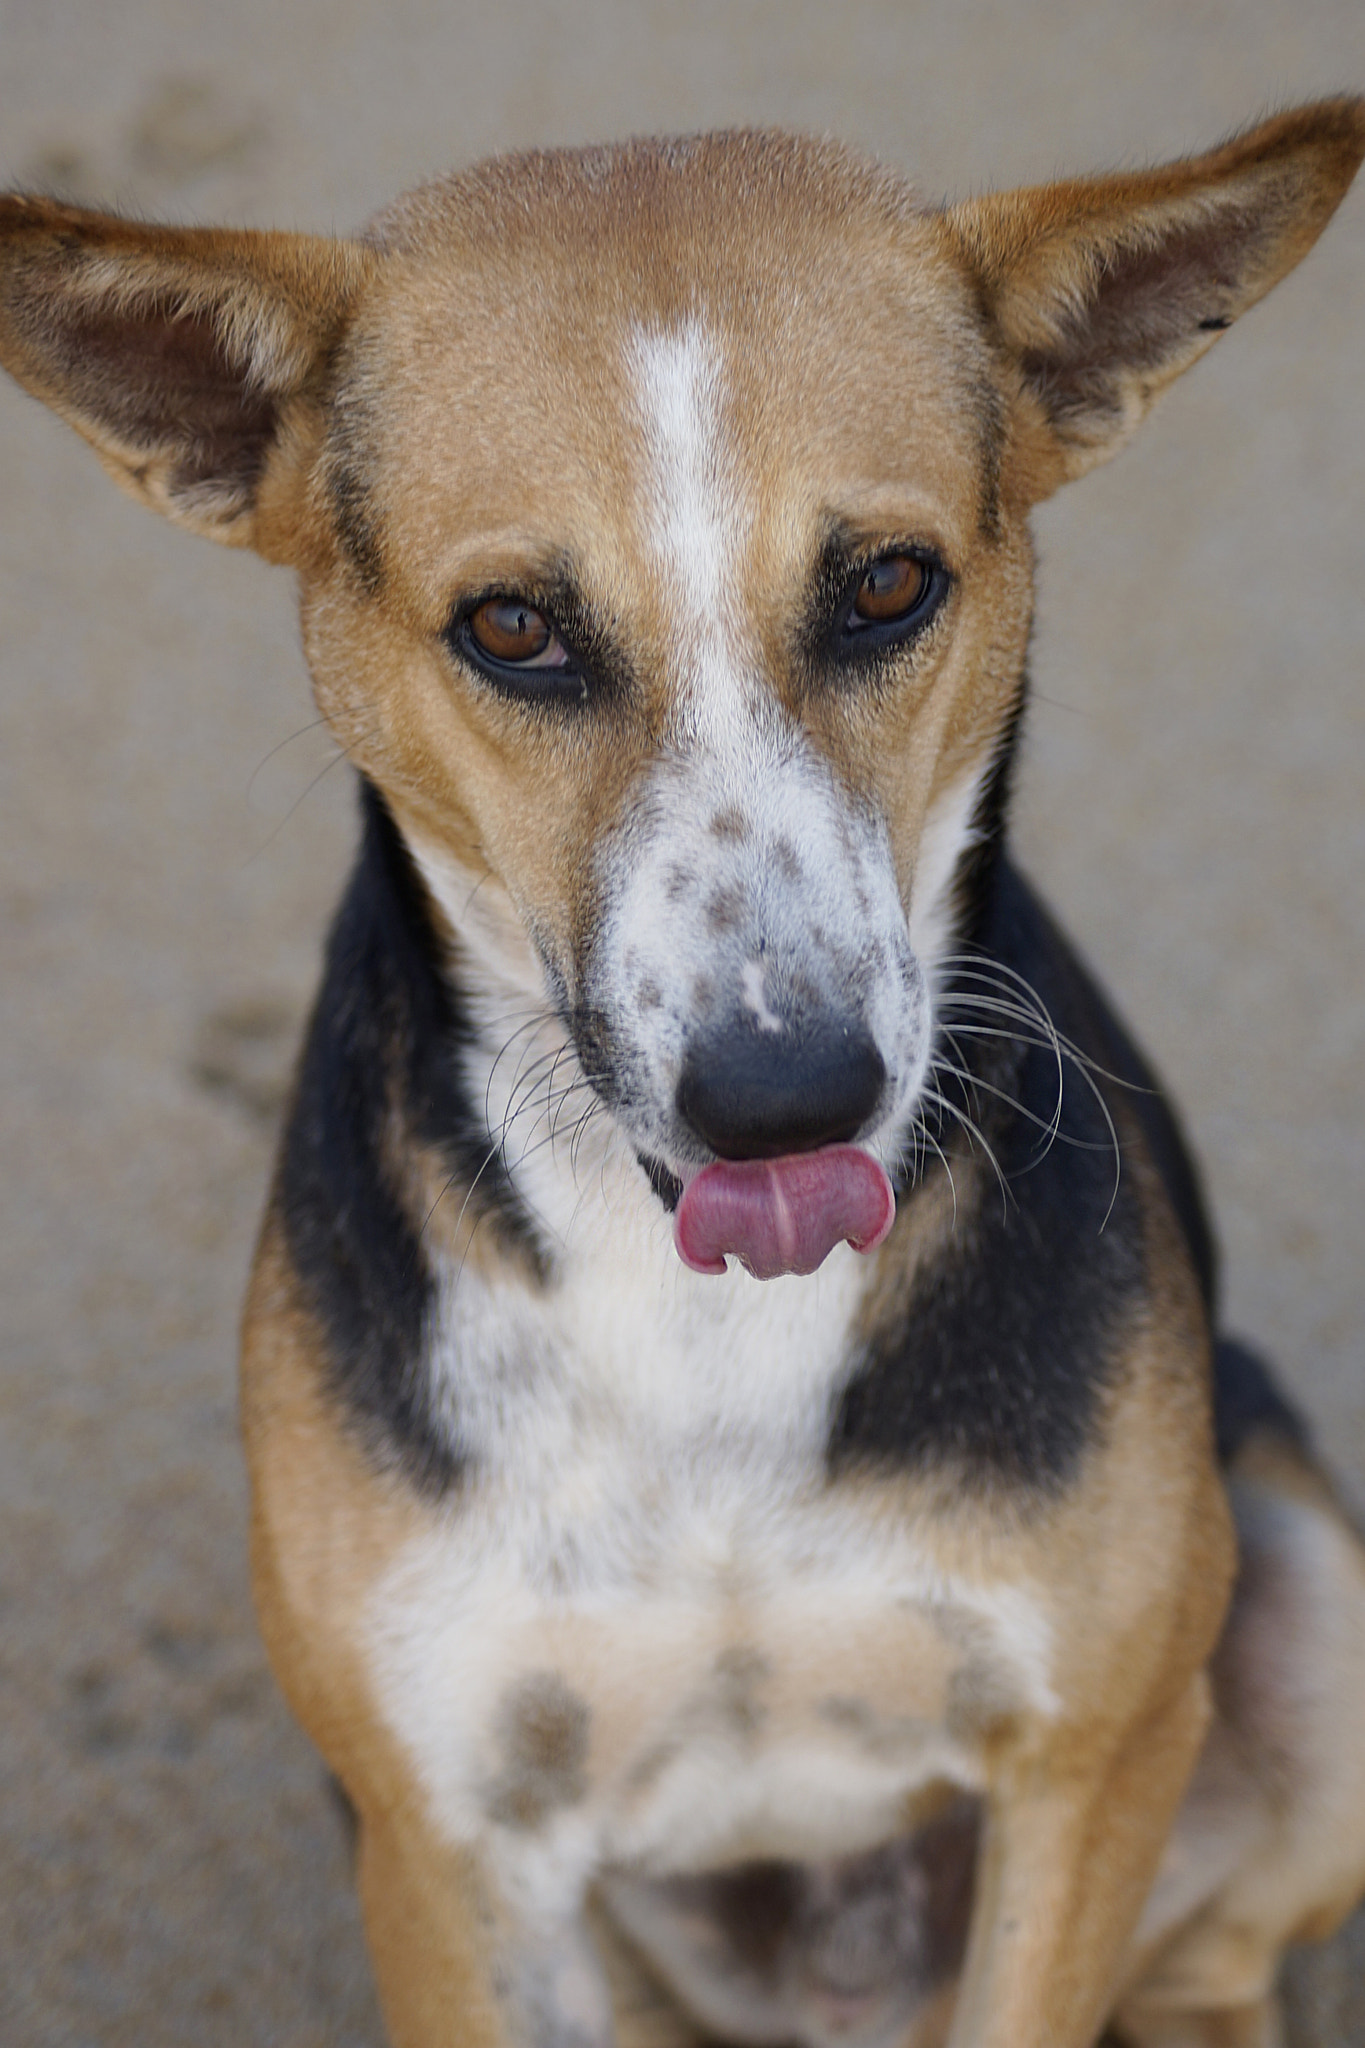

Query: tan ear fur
<box><xmin>0</xmin><ymin>196</ymin><xmax>376</xmax><ymax>552</ymax></box>
<box><xmin>945</xmin><ymin>98</ymin><xmax>1365</xmax><ymax>498</ymax></box>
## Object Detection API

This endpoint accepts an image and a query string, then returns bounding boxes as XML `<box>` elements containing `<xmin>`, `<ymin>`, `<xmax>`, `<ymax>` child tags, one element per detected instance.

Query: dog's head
<box><xmin>2</xmin><ymin>105</ymin><xmax>1360</xmax><ymax>1278</ymax></box>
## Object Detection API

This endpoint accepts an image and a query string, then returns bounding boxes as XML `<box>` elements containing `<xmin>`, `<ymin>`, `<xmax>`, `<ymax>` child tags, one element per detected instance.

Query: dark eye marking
<box><xmin>444</xmin><ymin>594</ymin><xmax>588</xmax><ymax>704</ymax></box>
<box><xmin>830</xmin><ymin>547</ymin><xmax>950</xmax><ymax>658</ymax></box>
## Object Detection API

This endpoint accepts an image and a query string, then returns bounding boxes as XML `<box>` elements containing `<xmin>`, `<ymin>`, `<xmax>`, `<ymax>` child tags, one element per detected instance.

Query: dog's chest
<box><xmin>364</xmin><ymin>1242</ymin><xmax>1055</xmax><ymax>1892</ymax></box>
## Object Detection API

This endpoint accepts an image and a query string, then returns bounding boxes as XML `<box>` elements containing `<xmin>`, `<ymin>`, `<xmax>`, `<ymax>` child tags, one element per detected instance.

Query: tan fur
<box><xmin>241</xmin><ymin>1215</ymin><xmax>429</xmax><ymax>1808</ymax></box>
<box><xmin>1113</xmin><ymin>1435</ymin><xmax>1365</xmax><ymax>2045</ymax></box>
<box><xmin>4</xmin><ymin>101</ymin><xmax>1365</xmax><ymax>2048</ymax></box>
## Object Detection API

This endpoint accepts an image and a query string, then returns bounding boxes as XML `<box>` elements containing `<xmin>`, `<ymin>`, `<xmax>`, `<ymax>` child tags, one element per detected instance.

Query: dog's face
<box><xmin>297</xmin><ymin>140</ymin><xmax>1033</xmax><ymax>1241</ymax></box>
<box><xmin>3</xmin><ymin>108</ymin><xmax>1360</xmax><ymax>1274</ymax></box>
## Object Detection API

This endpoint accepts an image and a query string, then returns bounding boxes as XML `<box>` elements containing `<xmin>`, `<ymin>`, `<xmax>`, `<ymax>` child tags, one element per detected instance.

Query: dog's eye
<box><xmin>829</xmin><ymin>549</ymin><xmax>948</xmax><ymax>660</ymax></box>
<box><xmin>819</xmin><ymin>541</ymin><xmax>949</xmax><ymax>672</ymax></box>
<box><xmin>466</xmin><ymin>599</ymin><xmax>571</xmax><ymax>670</ymax></box>
<box><xmin>852</xmin><ymin>556</ymin><xmax>929</xmax><ymax>624</ymax></box>
<box><xmin>450</xmin><ymin>596</ymin><xmax>588</xmax><ymax>703</ymax></box>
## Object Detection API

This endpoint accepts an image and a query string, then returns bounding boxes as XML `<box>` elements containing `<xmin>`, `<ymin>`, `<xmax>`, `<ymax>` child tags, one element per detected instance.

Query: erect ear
<box><xmin>0</xmin><ymin>196</ymin><xmax>376</xmax><ymax>554</ymax></box>
<box><xmin>945</xmin><ymin>98</ymin><xmax>1365</xmax><ymax>500</ymax></box>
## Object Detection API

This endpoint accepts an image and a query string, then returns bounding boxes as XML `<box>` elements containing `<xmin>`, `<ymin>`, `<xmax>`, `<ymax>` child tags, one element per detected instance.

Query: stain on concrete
<box><xmin>191</xmin><ymin>996</ymin><xmax>299</xmax><ymax>1125</ymax></box>
<box><xmin>129</xmin><ymin>76</ymin><xmax>269</xmax><ymax>182</ymax></box>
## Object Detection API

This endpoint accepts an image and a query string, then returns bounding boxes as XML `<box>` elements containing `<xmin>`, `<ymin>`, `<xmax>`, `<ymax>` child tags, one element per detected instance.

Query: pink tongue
<box><xmin>674</xmin><ymin>1146</ymin><xmax>896</xmax><ymax>1281</ymax></box>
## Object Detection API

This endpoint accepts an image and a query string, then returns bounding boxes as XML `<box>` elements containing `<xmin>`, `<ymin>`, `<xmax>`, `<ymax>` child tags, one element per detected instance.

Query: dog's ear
<box><xmin>0</xmin><ymin>197</ymin><xmax>375</xmax><ymax>557</ymax></box>
<box><xmin>945</xmin><ymin>98</ymin><xmax>1365</xmax><ymax>499</ymax></box>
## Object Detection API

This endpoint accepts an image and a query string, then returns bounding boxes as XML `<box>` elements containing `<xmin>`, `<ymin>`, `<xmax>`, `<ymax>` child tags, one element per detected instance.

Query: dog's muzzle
<box><xmin>670</xmin><ymin>1016</ymin><xmax>896</xmax><ymax>1281</ymax></box>
<box><xmin>676</xmin><ymin>1016</ymin><xmax>886</xmax><ymax>1161</ymax></box>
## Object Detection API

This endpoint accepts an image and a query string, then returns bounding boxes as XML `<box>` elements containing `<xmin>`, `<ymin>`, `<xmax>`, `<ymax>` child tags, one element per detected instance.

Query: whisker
<box><xmin>901</xmin><ymin>1118</ymin><xmax>959</xmax><ymax>1229</ymax></box>
<box><xmin>419</xmin><ymin>1053</ymin><xmax>598</xmax><ymax>1261</ymax></box>
<box><xmin>242</xmin><ymin>735</ymin><xmax>366</xmax><ymax>867</ymax></box>
<box><xmin>244</xmin><ymin>714</ymin><xmax>334</xmax><ymax>806</ymax></box>
<box><xmin>933</xmin><ymin>954</ymin><xmax>1125</xmax><ymax>1222</ymax></box>
<box><xmin>938</xmin><ymin>954</ymin><xmax>1149</xmax><ymax>1090</ymax></box>
<box><xmin>937</xmin><ymin>1033</ymin><xmax>1069</xmax><ymax>1160</ymax></box>
<box><xmin>483</xmin><ymin>1018</ymin><xmax>564</xmax><ymax>1135</ymax></box>
<box><xmin>921</xmin><ymin>1083</ymin><xmax>1013</xmax><ymax>1217</ymax></box>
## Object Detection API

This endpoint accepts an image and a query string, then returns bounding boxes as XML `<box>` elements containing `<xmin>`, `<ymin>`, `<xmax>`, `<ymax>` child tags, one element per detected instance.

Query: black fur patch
<box><xmin>950</xmin><ymin>683</ymin><xmax>1027</xmax><ymax>953</ymax></box>
<box><xmin>995</xmin><ymin>867</ymin><xmax>1218</xmax><ymax>1318</ymax></box>
<box><xmin>830</xmin><ymin>860</ymin><xmax>1203</xmax><ymax>1489</ymax></box>
<box><xmin>970</xmin><ymin>371</ymin><xmax>1007</xmax><ymax>541</ymax></box>
<box><xmin>638</xmin><ymin>1152</ymin><xmax>683</xmax><ymax>1212</ymax></box>
<box><xmin>327</xmin><ymin>457</ymin><xmax>386</xmax><ymax>595</ymax></box>
<box><xmin>277</xmin><ymin>778</ymin><xmax>545</xmax><ymax>1491</ymax></box>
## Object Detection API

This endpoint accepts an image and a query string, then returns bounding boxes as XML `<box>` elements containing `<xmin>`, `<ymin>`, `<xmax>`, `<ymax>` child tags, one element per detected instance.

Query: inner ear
<box><xmin>0</xmin><ymin>198</ymin><xmax>375</xmax><ymax>550</ymax></box>
<box><xmin>53</xmin><ymin>295</ymin><xmax>280</xmax><ymax>522</ymax></box>
<box><xmin>1015</xmin><ymin>203</ymin><xmax>1265</xmax><ymax>438</ymax></box>
<box><xmin>944</xmin><ymin>97</ymin><xmax>1365</xmax><ymax>496</ymax></box>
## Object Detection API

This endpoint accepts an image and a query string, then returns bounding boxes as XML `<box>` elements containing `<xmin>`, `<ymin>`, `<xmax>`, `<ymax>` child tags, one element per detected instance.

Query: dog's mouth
<box><xmin>671</xmin><ymin>1146</ymin><xmax>896</xmax><ymax>1281</ymax></box>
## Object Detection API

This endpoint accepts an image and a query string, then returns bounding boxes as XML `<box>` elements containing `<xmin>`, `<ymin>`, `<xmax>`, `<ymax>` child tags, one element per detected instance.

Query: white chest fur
<box><xmin>365</xmin><ymin>1213</ymin><xmax>1056</xmax><ymax>1923</ymax></box>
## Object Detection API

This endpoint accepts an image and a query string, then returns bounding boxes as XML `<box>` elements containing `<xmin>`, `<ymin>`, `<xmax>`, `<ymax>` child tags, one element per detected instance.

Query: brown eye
<box><xmin>467</xmin><ymin>598</ymin><xmax>569</xmax><ymax>668</ymax></box>
<box><xmin>852</xmin><ymin>555</ymin><xmax>929</xmax><ymax>624</ymax></box>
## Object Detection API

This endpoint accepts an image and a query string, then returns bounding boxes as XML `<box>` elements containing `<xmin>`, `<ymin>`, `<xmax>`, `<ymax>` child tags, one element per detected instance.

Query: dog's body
<box><xmin>4</xmin><ymin>105</ymin><xmax>1365</xmax><ymax>2048</ymax></box>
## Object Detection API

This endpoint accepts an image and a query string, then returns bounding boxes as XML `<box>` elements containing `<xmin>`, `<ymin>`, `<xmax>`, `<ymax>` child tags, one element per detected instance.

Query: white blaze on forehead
<box><xmin>627</xmin><ymin>319</ymin><xmax>754</xmax><ymax>730</ymax></box>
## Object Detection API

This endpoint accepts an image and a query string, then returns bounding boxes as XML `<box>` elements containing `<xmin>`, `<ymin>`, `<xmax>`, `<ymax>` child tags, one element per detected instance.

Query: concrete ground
<box><xmin>2</xmin><ymin>2</ymin><xmax>1363</xmax><ymax>2041</ymax></box>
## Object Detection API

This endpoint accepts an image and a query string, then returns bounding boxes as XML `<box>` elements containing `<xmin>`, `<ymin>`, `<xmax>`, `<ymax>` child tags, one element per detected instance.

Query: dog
<box><xmin>4</xmin><ymin>99</ymin><xmax>1365</xmax><ymax>2048</ymax></box>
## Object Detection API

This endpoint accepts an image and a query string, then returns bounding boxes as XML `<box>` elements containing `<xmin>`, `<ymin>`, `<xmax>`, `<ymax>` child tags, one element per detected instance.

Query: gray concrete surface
<box><xmin>2</xmin><ymin>3</ymin><xmax>1363</xmax><ymax>2041</ymax></box>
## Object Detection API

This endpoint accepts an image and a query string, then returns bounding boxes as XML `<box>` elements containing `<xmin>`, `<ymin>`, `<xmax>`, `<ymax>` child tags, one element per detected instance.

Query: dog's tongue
<box><xmin>674</xmin><ymin>1146</ymin><xmax>895</xmax><ymax>1281</ymax></box>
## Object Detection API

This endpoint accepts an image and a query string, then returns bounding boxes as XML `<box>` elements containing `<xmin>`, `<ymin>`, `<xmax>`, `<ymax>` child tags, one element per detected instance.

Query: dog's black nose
<box><xmin>677</xmin><ymin>1021</ymin><xmax>886</xmax><ymax>1160</ymax></box>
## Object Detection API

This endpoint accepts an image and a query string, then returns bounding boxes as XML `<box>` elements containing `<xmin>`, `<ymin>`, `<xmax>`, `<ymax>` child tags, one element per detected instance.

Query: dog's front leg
<box><xmin>946</xmin><ymin>1678</ymin><xmax>1212</xmax><ymax>2048</ymax></box>
<box><xmin>357</xmin><ymin>1812</ymin><xmax>616</xmax><ymax>2048</ymax></box>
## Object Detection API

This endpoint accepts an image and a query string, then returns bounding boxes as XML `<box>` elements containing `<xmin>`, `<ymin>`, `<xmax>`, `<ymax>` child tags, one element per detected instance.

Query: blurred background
<box><xmin>1</xmin><ymin>2</ymin><xmax>1363</xmax><ymax>2041</ymax></box>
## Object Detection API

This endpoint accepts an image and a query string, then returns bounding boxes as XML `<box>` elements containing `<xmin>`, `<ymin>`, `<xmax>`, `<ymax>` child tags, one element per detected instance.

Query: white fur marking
<box><xmin>908</xmin><ymin>756</ymin><xmax>995</xmax><ymax>980</ymax></box>
<box><xmin>741</xmin><ymin>959</ymin><xmax>785</xmax><ymax>1034</ymax></box>
<box><xmin>628</xmin><ymin>320</ymin><xmax>758</xmax><ymax>749</ymax></box>
<box><xmin>367</xmin><ymin>1445</ymin><xmax>1058</xmax><ymax>1898</ymax></box>
<box><xmin>630</xmin><ymin>320</ymin><xmax>731</xmax><ymax>624</ymax></box>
